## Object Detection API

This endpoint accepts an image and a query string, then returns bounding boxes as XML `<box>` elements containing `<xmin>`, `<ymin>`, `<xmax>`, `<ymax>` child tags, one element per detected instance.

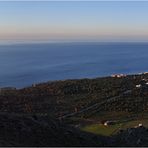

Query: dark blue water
<box><xmin>0</xmin><ymin>42</ymin><xmax>148</xmax><ymax>88</ymax></box>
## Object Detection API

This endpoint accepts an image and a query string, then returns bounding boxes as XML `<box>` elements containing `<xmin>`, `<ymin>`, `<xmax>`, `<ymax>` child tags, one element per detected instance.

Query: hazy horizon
<box><xmin>1</xmin><ymin>1</ymin><xmax>148</xmax><ymax>43</ymax></box>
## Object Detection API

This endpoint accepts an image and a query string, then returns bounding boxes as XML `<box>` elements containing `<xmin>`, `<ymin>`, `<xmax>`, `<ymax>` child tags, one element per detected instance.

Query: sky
<box><xmin>1</xmin><ymin>1</ymin><xmax>148</xmax><ymax>43</ymax></box>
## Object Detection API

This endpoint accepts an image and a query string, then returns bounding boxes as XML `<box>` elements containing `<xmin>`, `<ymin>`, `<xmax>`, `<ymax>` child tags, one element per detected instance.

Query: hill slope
<box><xmin>0</xmin><ymin>113</ymin><xmax>110</xmax><ymax>147</ymax></box>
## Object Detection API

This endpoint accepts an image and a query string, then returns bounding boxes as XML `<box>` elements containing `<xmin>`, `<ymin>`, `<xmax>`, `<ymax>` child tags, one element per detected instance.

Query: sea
<box><xmin>0</xmin><ymin>42</ymin><xmax>148</xmax><ymax>88</ymax></box>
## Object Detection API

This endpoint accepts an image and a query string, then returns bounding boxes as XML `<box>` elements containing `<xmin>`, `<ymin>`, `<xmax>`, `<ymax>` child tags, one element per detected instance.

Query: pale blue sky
<box><xmin>1</xmin><ymin>1</ymin><xmax>148</xmax><ymax>42</ymax></box>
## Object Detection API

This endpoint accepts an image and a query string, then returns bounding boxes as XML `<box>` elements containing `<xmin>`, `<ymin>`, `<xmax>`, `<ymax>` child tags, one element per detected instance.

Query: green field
<box><xmin>81</xmin><ymin>123</ymin><xmax>121</xmax><ymax>136</ymax></box>
<box><xmin>81</xmin><ymin>118</ymin><xmax>148</xmax><ymax>136</ymax></box>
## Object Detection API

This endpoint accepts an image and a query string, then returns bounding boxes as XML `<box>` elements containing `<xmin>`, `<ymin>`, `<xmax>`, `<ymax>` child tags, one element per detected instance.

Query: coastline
<box><xmin>1</xmin><ymin>71</ymin><xmax>148</xmax><ymax>90</ymax></box>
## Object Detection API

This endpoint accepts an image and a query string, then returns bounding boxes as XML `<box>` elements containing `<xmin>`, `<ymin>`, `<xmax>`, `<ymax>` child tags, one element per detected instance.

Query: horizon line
<box><xmin>1</xmin><ymin>40</ymin><xmax>148</xmax><ymax>45</ymax></box>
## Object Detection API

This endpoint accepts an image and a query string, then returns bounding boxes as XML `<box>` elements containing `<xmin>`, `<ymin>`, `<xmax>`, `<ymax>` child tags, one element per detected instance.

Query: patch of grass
<box><xmin>121</xmin><ymin>119</ymin><xmax>148</xmax><ymax>129</ymax></box>
<box><xmin>81</xmin><ymin>118</ymin><xmax>148</xmax><ymax>136</ymax></box>
<box><xmin>81</xmin><ymin>123</ymin><xmax>122</xmax><ymax>136</ymax></box>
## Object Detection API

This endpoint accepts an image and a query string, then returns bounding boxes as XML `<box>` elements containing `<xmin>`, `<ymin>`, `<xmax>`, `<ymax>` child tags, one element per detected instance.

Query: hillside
<box><xmin>0</xmin><ymin>73</ymin><xmax>148</xmax><ymax>118</ymax></box>
<box><xmin>0</xmin><ymin>73</ymin><xmax>148</xmax><ymax>146</ymax></box>
<box><xmin>0</xmin><ymin>113</ymin><xmax>110</xmax><ymax>147</ymax></box>
<box><xmin>0</xmin><ymin>112</ymin><xmax>148</xmax><ymax>146</ymax></box>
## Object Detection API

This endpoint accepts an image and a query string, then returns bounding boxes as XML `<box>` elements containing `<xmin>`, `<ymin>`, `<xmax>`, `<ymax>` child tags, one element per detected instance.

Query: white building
<box><xmin>138</xmin><ymin>123</ymin><xmax>143</xmax><ymax>127</ymax></box>
<box><xmin>111</xmin><ymin>74</ymin><xmax>126</xmax><ymax>78</ymax></box>
<box><xmin>136</xmin><ymin>84</ymin><xmax>141</xmax><ymax>88</ymax></box>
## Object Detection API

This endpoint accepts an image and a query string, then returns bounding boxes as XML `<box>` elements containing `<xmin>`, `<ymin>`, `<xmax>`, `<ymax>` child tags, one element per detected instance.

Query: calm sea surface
<box><xmin>0</xmin><ymin>42</ymin><xmax>148</xmax><ymax>88</ymax></box>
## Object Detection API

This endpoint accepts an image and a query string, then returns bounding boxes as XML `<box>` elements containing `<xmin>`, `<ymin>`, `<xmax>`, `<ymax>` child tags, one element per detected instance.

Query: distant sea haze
<box><xmin>0</xmin><ymin>42</ymin><xmax>148</xmax><ymax>88</ymax></box>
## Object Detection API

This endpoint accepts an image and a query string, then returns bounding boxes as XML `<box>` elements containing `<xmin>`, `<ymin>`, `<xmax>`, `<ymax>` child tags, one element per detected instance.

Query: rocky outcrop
<box><xmin>112</xmin><ymin>126</ymin><xmax>148</xmax><ymax>146</ymax></box>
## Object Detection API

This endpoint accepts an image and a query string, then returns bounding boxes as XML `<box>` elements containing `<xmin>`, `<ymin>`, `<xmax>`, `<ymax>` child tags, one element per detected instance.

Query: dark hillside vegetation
<box><xmin>0</xmin><ymin>113</ymin><xmax>110</xmax><ymax>147</ymax></box>
<box><xmin>0</xmin><ymin>73</ymin><xmax>147</xmax><ymax>119</ymax></box>
<box><xmin>0</xmin><ymin>73</ymin><xmax>148</xmax><ymax>146</ymax></box>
